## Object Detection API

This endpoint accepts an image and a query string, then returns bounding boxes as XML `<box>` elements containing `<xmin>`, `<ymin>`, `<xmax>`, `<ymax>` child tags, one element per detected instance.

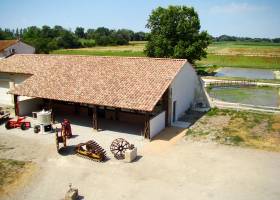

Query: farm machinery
<box><xmin>110</xmin><ymin>138</ymin><xmax>135</xmax><ymax>160</ymax></box>
<box><xmin>5</xmin><ymin>116</ymin><xmax>31</xmax><ymax>130</ymax></box>
<box><xmin>75</xmin><ymin>140</ymin><xmax>107</xmax><ymax>162</ymax></box>
<box><xmin>55</xmin><ymin>128</ymin><xmax>67</xmax><ymax>152</ymax></box>
<box><xmin>0</xmin><ymin>108</ymin><xmax>10</xmax><ymax>123</ymax></box>
<box><xmin>55</xmin><ymin>119</ymin><xmax>73</xmax><ymax>152</ymax></box>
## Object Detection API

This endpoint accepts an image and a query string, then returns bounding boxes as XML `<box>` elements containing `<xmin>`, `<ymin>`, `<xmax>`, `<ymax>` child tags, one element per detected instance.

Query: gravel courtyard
<box><xmin>0</xmin><ymin>123</ymin><xmax>280</xmax><ymax>200</ymax></box>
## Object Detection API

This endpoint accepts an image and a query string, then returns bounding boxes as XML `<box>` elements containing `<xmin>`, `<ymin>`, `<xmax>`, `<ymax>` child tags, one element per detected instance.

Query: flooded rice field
<box><xmin>207</xmin><ymin>86</ymin><xmax>280</xmax><ymax>107</ymax></box>
<box><xmin>215</xmin><ymin>67</ymin><xmax>277</xmax><ymax>80</ymax></box>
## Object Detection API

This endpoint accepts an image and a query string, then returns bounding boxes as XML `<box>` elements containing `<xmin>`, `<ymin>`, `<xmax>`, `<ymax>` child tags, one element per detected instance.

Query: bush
<box><xmin>226</xmin><ymin>135</ymin><xmax>244</xmax><ymax>145</ymax></box>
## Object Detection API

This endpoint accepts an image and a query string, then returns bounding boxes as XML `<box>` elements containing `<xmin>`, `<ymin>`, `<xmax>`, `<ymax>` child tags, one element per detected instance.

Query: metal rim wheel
<box><xmin>110</xmin><ymin>138</ymin><xmax>130</xmax><ymax>160</ymax></box>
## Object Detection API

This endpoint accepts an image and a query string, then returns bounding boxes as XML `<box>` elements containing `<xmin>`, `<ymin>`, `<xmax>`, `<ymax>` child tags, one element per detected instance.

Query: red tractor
<box><xmin>5</xmin><ymin>117</ymin><xmax>31</xmax><ymax>130</ymax></box>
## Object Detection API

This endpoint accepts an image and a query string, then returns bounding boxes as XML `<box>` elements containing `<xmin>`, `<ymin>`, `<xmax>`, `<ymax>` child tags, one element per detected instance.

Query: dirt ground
<box><xmin>0</xmin><ymin>124</ymin><xmax>280</xmax><ymax>200</ymax></box>
<box><xmin>187</xmin><ymin>109</ymin><xmax>280</xmax><ymax>151</ymax></box>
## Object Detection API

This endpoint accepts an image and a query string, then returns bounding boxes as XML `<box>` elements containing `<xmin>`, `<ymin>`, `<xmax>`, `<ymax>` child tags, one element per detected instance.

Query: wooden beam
<box><xmin>92</xmin><ymin>106</ymin><xmax>99</xmax><ymax>131</ymax></box>
<box><xmin>49</xmin><ymin>100</ymin><xmax>55</xmax><ymax>123</ymax></box>
<box><xmin>143</xmin><ymin>112</ymin><xmax>150</xmax><ymax>139</ymax></box>
<box><xmin>14</xmin><ymin>95</ymin><xmax>19</xmax><ymax>116</ymax></box>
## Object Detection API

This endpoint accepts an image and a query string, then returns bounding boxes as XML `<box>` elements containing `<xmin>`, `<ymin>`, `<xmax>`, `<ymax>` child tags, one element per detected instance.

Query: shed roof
<box><xmin>0</xmin><ymin>40</ymin><xmax>19</xmax><ymax>52</ymax></box>
<box><xmin>0</xmin><ymin>54</ymin><xmax>187</xmax><ymax>111</ymax></box>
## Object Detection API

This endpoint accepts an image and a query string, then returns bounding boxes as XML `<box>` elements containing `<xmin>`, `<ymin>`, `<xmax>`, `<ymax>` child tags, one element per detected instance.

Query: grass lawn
<box><xmin>186</xmin><ymin>108</ymin><xmax>280</xmax><ymax>151</ymax></box>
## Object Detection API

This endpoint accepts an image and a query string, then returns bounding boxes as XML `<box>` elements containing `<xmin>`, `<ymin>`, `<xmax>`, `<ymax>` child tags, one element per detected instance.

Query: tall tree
<box><xmin>145</xmin><ymin>6</ymin><xmax>211</xmax><ymax>63</ymax></box>
<box><xmin>75</xmin><ymin>27</ymin><xmax>85</xmax><ymax>38</ymax></box>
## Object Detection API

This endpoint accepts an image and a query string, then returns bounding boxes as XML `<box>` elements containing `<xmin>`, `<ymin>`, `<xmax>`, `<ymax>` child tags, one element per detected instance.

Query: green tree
<box><xmin>145</xmin><ymin>6</ymin><xmax>211</xmax><ymax>63</ymax></box>
<box><xmin>75</xmin><ymin>27</ymin><xmax>85</xmax><ymax>38</ymax></box>
<box><xmin>86</xmin><ymin>29</ymin><xmax>95</xmax><ymax>39</ymax></box>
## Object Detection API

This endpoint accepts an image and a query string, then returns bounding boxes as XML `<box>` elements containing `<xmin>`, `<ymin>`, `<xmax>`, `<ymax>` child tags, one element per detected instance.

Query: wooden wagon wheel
<box><xmin>110</xmin><ymin>138</ymin><xmax>130</xmax><ymax>160</ymax></box>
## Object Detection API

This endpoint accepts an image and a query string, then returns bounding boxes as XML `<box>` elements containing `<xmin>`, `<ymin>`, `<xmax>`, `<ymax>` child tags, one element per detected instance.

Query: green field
<box><xmin>52</xmin><ymin>49</ymin><xmax>145</xmax><ymax>57</ymax></box>
<box><xmin>51</xmin><ymin>41</ymin><xmax>280</xmax><ymax>69</ymax></box>
<box><xmin>197</xmin><ymin>54</ymin><xmax>280</xmax><ymax>69</ymax></box>
<box><xmin>208</xmin><ymin>41</ymin><xmax>280</xmax><ymax>57</ymax></box>
<box><xmin>52</xmin><ymin>41</ymin><xmax>146</xmax><ymax>57</ymax></box>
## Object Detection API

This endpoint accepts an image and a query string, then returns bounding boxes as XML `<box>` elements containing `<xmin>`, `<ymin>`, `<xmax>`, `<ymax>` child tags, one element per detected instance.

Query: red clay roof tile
<box><xmin>0</xmin><ymin>54</ymin><xmax>187</xmax><ymax>111</ymax></box>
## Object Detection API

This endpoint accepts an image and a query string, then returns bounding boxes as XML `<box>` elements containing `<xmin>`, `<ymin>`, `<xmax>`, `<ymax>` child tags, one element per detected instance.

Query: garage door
<box><xmin>0</xmin><ymin>81</ymin><xmax>12</xmax><ymax>105</ymax></box>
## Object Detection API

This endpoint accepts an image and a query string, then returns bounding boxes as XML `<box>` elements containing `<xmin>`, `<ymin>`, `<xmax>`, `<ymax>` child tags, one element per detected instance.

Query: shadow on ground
<box><xmin>151</xmin><ymin>127</ymin><xmax>185</xmax><ymax>142</ymax></box>
<box><xmin>58</xmin><ymin>145</ymin><xmax>76</xmax><ymax>156</ymax></box>
<box><xmin>178</xmin><ymin>110</ymin><xmax>206</xmax><ymax>126</ymax></box>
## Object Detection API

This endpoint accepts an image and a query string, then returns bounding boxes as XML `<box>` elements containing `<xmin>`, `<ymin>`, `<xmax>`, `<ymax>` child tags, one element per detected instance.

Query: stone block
<box><xmin>124</xmin><ymin>148</ymin><xmax>137</xmax><ymax>163</ymax></box>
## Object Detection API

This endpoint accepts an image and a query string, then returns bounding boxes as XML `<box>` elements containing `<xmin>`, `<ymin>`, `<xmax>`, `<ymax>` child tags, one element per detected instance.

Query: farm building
<box><xmin>0</xmin><ymin>54</ymin><xmax>206</xmax><ymax>139</ymax></box>
<box><xmin>0</xmin><ymin>40</ymin><xmax>35</xmax><ymax>58</ymax></box>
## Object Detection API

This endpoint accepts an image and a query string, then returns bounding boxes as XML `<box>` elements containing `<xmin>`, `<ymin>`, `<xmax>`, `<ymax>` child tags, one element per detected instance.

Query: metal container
<box><xmin>37</xmin><ymin>110</ymin><xmax>51</xmax><ymax>125</ymax></box>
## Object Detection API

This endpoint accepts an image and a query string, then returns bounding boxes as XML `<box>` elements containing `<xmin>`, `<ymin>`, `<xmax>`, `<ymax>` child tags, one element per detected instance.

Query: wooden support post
<box><xmin>92</xmin><ymin>106</ymin><xmax>99</xmax><ymax>131</ymax></box>
<box><xmin>14</xmin><ymin>95</ymin><xmax>19</xmax><ymax>116</ymax></box>
<box><xmin>143</xmin><ymin>112</ymin><xmax>150</xmax><ymax>139</ymax></box>
<box><xmin>49</xmin><ymin>100</ymin><xmax>55</xmax><ymax>123</ymax></box>
<box><xmin>88</xmin><ymin>107</ymin><xmax>93</xmax><ymax>116</ymax></box>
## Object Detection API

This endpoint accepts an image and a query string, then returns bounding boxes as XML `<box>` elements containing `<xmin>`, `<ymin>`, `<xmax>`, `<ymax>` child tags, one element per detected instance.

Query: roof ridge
<box><xmin>14</xmin><ymin>54</ymin><xmax>187</xmax><ymax>62</ymax></box>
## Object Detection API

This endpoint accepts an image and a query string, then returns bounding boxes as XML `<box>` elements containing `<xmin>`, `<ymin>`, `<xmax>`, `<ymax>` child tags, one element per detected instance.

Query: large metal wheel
<box><xmin>110</xmin><ymin>138</ymin><xmax>130</xmax><ymax>160</ymax></box>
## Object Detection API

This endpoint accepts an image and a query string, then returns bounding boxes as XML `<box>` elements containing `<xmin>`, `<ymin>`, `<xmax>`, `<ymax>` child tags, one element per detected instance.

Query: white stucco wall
<box><xmin>150</xmin><ymin>111</ymin><xmax>166</xmax><ymax>139</ymax></box>
<box><xmin>0</xmin><ymin>41</ymin><xmax>35</xmax><ymax>58</ymax></box>
<box><xmin>0</xmin><ymin>72</ymin><xmax>31</xmax><ymax>105</ymax></box>
<box><xmin>170</xmin><ymin>62</ymin><xmax>199</xmax><ymax>123</ymax></box>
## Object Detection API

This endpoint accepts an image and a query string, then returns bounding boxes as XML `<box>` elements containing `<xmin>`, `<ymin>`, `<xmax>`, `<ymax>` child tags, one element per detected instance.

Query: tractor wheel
<box><xmin>21</xmin><ymin>123</ymin><xmax>27</xmax><ymax>130</ymax></box>
<box><xmin>5</xmin><ymin>121</ymin><xmax>11</xmax><ymax>129</ymax></box>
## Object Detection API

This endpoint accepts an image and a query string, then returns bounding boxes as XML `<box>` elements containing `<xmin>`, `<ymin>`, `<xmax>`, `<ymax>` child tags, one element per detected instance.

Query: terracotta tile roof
<box><xmin>0</xmin><ymin>54</ymin><xmax>187</xmax><ymax>111</ymax></box>
<box><xmin>0</xmin><ymin>40</ymin><xmax>18</xmax><ymax>52</ymax></box>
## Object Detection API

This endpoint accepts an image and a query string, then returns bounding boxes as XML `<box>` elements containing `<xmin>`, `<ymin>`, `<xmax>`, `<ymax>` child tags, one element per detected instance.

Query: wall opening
<box><xmin>173</xmin><ymin>101</ymin><xmax>176</xmax><ymax>122</ymax></box>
